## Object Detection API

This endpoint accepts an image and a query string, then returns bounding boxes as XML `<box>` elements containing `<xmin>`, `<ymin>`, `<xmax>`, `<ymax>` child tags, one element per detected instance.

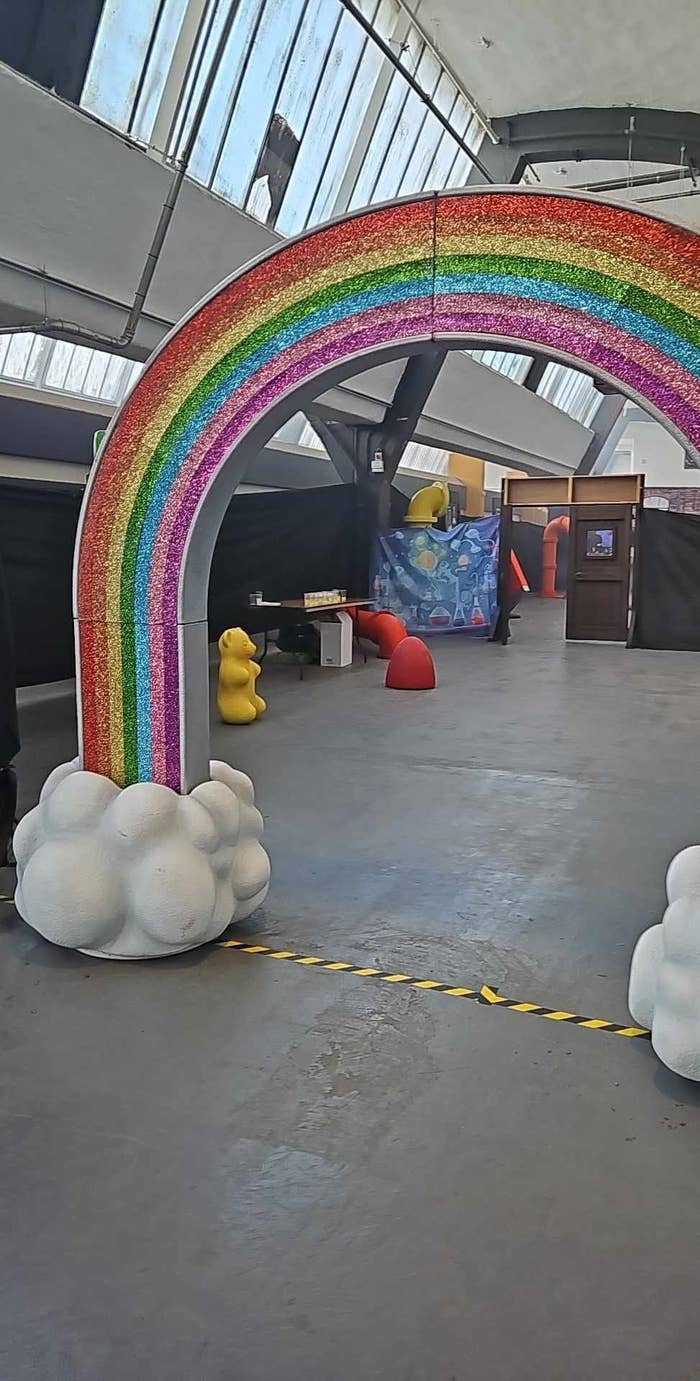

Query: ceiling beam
<box><xmin>571</xmin><ymin>166</ymin><xmax>696</xmax><ymax>193</ymax></box>
<box><xmin>523</xmin><ymin>355</ymin><xmax>549</xmax><ymax>392</ymax></box>
<box><xmin>301</xmin><ymin>414</ymin><xmax>356</xmax><ymax>484</ymax></box>
<box><xmin>491</xmin><ymin>107</ymin><xmax>700</xmax><ymax>171</ymax></box>
<box><xmin>380</xmin><ymin>349</ymin><xmax>448</xmax><ymax>475</ymax></box>
<box><xmin>575</xmin><ymin>394</ymin><xmax>627</xmax><ymax>475</ymax></box>
<box><xmin>306</xmin><ymin>349</ymin><xmax>448</xmax><ymax>486</ymax></box>
<box><xmin>466</xmin><ymin>140</ymin><xmax>525</xmax><ymax>186</ymax></box>
<box><xmin>306</xmin><ymin>349</ymin><xmax>448</xmax><ymax>535</ymax></box>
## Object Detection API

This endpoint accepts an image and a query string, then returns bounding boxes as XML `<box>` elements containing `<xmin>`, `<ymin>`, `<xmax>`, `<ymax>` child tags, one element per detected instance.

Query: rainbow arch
<box><xmin>76</xmin><ymin>189</ymin><xmax>700</xmax><ymax>792</ymax></box>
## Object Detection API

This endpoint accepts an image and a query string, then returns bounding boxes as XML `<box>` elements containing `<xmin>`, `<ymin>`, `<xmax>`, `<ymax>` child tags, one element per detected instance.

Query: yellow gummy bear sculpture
<box><xmin>217</xmin><ymin>627</ymin><xmax>267</xmax><ymax>725</ymax></box>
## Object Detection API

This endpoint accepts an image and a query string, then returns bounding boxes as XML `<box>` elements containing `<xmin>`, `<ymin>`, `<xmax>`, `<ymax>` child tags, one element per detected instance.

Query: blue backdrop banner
<box><xmin>372</xmin><ymin>516</ymin><xmax>500</xmax><ymax>635</ymax></box>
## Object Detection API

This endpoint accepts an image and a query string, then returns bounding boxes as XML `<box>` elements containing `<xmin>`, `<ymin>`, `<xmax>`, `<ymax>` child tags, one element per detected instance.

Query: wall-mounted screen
<box><xmin>586</xmin><ymin>528</ymin><xmax>616</xmax><ymax>559</ymax></box>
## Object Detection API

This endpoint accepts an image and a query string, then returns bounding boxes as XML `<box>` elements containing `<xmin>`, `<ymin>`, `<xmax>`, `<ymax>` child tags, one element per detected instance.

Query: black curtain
<box><xmin>512</xmin><ymin>520</ymin><xmax>545</xmax><ymax>591</ymax></box>
<box><xmin>208</xmin><ymin>485</ymin><xmax>367</xmax><ymax>637</ymax></box>
<box><xmin>0</xmin><ymin>480</ymin><xmax>368</xmax><ymax>684</ymax></box>
<box><xmin>634</xmin><ymin>508</ymin><xmax>700</xmax><ymax>650</ymax></box>
<box><xmin>0</xmin><ymin>540</ymin><xmax>20</xmax><ymax>764</ymax></box>
<box><xmin>0</xmin><ymin>481</ymin><xmax>81</xmax><ymax>686</ymax></box>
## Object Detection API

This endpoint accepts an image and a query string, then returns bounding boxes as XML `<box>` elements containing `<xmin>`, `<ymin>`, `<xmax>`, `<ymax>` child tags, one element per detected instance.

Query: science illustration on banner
<box><xmin>373</xmin><ymin>515</ymin><xmax>499</xmax><ymax>635</ymax></box>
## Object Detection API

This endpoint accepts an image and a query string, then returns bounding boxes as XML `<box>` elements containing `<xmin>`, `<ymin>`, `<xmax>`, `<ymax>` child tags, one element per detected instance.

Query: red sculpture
<box><xmin>352</xmin><ymin>608</ymin><xmax>407</xmax><ymax>659</ymax></box>
<box><xmin>385</xmin><ymin>637</ymin><xmax>436</xmax><ymax>690</ymax></box>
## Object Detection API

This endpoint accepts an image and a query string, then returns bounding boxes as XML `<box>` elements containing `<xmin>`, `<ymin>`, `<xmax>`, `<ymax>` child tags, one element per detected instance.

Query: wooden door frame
<box><xmin>565</xmin><ymin>503</ymin><xmax>633</xmax><ymax>642</ymax></box>
<box><xmin>495</xmin><ymin>474</ymin><xmax>645</xmax><ymax>646</ymax></box>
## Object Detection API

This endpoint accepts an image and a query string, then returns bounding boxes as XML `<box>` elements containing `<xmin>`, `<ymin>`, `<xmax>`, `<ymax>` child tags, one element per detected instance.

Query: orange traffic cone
<box><xmin>385</xmin><ymin>636</ymin><xmax>436</xmax><ymax>690</ymax></box>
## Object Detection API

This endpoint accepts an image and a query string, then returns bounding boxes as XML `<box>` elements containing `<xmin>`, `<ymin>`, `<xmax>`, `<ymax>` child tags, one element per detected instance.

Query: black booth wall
<box><xmin>0</xmin><ymin>480</ymin><xmax>368</xmax><ymax>686</ymax></box>
<box><xmin>0</xmin><ymin>541</ymin><xmax>19</xmax><ymax>765</ymax></box>
<box><xmin>0</xmin><ymin>482</ymin><xmax>80</xmax><ymax>685</ymax></box>
<box><xmin>634</xmin><ymin>508</ymin><xmax>700</xmax><ymax>651</ymax></box>
<box><xmin>208</xmin><ymin>484</ymin><xmax>368</xmax><ymax>636</ymax></box>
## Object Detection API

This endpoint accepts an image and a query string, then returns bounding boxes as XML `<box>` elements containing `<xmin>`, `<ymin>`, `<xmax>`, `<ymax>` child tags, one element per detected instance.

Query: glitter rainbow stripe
<box><xmin>76</xmin><ymin>191</ymin><xmax>700</xmax><ymax>790</ymax></box>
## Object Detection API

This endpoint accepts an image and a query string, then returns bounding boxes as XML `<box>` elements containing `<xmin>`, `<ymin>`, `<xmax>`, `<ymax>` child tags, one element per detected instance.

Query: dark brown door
<box><xmin>566</xmin><ymin>505</ymin><xmax>633</xmax><ymax>641</ymax></box>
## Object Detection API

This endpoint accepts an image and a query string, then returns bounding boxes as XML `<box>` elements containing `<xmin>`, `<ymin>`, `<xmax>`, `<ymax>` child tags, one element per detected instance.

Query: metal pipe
<box><xmin>572</xmin><ymin>166</ymin><xmax>693</xmax><ymax>193</ymax></box>
<box><xmin>540</xmin><ymin>513</ymin><xmax>569</xmax><ymax>599</ymax></box>
<box><xmin>1</xmin><ymin>0</ymin><xmax>243</xmax><ymax>350</ymax></box>
<box><xmin>635</xmin><ymin>186</ymin><xmax>700</xmax><ymax>204</ymax></box>
<box><xmin>336</xmin><ymin>0</ymin><xmax>496</xmax><ymax>183</ymax></box>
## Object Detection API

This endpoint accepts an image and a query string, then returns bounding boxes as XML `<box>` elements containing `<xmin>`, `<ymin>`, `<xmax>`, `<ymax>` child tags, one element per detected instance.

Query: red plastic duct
<box><xmin>351</xmin><ymin>608</ymin><xmax>407</xmax><ymax>658</ymax></box>
<box><xmin>540</xmin><ymin>514</ymin><xmax>570</xmax><ymax>599</ymax></box>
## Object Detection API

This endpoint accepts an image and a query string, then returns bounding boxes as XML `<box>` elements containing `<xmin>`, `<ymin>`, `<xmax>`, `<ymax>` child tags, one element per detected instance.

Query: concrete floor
<box><xmin>2</xmin><ymin>597</ymin><xmax>700</xmax><ymax>1380</ymax></box>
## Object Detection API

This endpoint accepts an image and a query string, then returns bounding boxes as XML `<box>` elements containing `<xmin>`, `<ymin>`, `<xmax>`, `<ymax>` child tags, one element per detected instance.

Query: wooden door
<box><xmin>566</xmin><ymin>505</ymin><xmax>633</xmax><ymax>642</ymax></box>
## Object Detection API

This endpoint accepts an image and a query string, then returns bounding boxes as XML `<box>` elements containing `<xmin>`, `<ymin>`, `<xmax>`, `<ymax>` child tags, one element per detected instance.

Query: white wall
<box><xmin>609</xmin><ymin>416</ymin><xmax>699</xmax><ymax>488</ymax></box>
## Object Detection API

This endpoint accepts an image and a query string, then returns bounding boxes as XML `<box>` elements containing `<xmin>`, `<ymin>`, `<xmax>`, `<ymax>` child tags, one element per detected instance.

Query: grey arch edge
<box><xmin>177</xmin><ymin>328</ymin><xmax>698</xmax><ymax>792</ymax></box>
<box><xmin>73</xmin><ymin>185</ymin><xmax>700</xmax><ymax>792</ymax></box>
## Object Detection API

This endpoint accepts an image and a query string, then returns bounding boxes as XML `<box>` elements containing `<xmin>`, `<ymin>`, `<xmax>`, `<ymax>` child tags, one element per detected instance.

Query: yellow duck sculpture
<box><xmin>217</xmin><ymin>627</ymin><xmax>267</xmax><ymax>725</ymax></box>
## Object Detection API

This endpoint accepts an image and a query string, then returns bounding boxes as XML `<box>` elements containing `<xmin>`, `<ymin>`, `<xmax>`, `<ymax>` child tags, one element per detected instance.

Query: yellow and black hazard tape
<box><xmin>0</xmin><ymin>891</ymin><xmax>649</xmax><ymax>1043</ymax></box>
<box><xmin>219</xmin><ymin>939</ymin><xmax>651</xmax><ymax>1042</ymax></box>
<box><xmin>476</xmin><ymin>983</ymin><xmax>650</xmax><ymax>1039</ymax></box>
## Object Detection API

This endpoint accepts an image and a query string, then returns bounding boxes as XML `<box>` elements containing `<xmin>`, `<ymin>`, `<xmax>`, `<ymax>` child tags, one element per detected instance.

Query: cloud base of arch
<box><xmin>13</xmin><ymin>759</ymin><xmax>270</xmax><ymax>959</ymax></box>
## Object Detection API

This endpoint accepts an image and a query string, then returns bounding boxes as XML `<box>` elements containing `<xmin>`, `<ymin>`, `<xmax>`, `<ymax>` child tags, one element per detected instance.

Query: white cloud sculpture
<box><xmin>629</xmin><ymin>845</ymin><xmax>700</xmax><ymax>1079</ymax></box>
<box><xmin>13</xmin><ymin>759</ymin><xmax>270</xmax><ymax>959</ymax></box>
